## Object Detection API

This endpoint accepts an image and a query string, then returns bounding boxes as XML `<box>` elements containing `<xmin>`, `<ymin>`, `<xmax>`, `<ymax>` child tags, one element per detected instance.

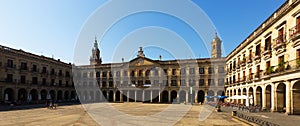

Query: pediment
<box><xmin>129</xmin><ymin>56</ymin><xmax>159</xmax><ymax>66</ymax></box>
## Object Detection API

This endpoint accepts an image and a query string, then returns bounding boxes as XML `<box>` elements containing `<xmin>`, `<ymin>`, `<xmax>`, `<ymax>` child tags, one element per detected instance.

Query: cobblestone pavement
<box><xmin>0</xmin><ymin>103</ymin><xmax>249</xmax><ymax>126</ymax></box>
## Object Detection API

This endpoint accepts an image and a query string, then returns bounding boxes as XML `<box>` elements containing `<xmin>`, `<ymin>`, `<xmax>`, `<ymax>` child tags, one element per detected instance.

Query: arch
<box><xmin>276</xmin><ymin>83</ymin><xmax>286</xmax><ymax>112</ymax></box>
<box><xmin>116</xmin><ymin>90</ymin><xmax>121</xmax><ymax>102</ymax></box>
<box><xmin>249</xmin><ymin>87</ymin><xmax>254</xmax><ymax>106</ymax></box>
<box><xmin>136</xmin><ymin>90</ymin><xmax>143</xmax><ymax>102</ymax></box>
<box><xmin>122</xmin><ymin>90</ymin><xmax>128</xmax><ymax>102</ymax></box>
<box><xmin>171</xmin><ymin>90</ymin><xmax>177</xmax><ymax>103</ymax></box>
<box><xmin>57</xmin><ymin>90</ymin><xmax>63</xmax><ymax>101</ymax></box>
<box><xmin>4</xmin><ymin>88</ymin><xmax>14</xmax><ymax>102</ymax></box>
<box><xmin>293</xmin><ymin>81</ymin><xmax>300</xmax><ymax>114</ymax></box>
<box><xmin>179</xmin><ymin>90</ymin><xmax>186</xmax><ymax>103</ymax></box>
<box><xmin>49</xmin><ymin>90</ymin><xmax>56</xmax><ymax>100</ymax></box>
<box><xmin>256</xmin><ymin>86</ymin><xmax>262</xmax><ymax>106</ymax></box>
<box><xmin>40</xmin><ymin>89</ymin><xmax>47</xmax><ymax>101</ymax></box>
<box><xmin>71</xmin><ymin>91</ymin><xmax>76</xmax><ymax>100</ymax></box>
<box><xmin>108</xmin><ymin>90</ymin><xmax>114</xmax><ymax>102</ymax></box>
<box><xmin>102</xmin><ymin>90</ymin><xmax>107</xmax><ymax>101</ymax></box>
<box><xmin>18</xmin><ymin>88</ymin><xmax>27</xmax><ymax>102</ymax></box>
<box><xmin>30</xmin><ymin>89</ymin><xmax>39</xmax><ymax>101</ymax></box>
<box><xmin>217</xmin><ymin>90</ymin><xmax>225</xmax><ymax>102</ymax></box>
<box><xmin>161</xmin><ymin>90</ymin><xmax>168</xmax><ymax>103</ymax></box>
<box><xmin>237</xmin><ymin>89</ymin><xmax>241</xmax><ymax>104</ymax></box>
<box><xmin>144</xmin><ymin>90</ymin><xmax>151</xmax><ymax>103</ymax></box>
<box><xmin>266</xmin><ymin>85</ymin><xmax>272</xmax><ymax>109</ymax></box>
<box><xmin>152</xmin><ymin>90</ymin><xmax>159</xmax><ymax>103</ymax></box>
<box><xmin>242</xmin><ymin>88</ymin><xmax>247</xmax><ymax>105</ymax></box>
<box><xmin>64</xmin><ymin>91</ymin><xmax>70</xmax><ymax>101</ymax></box>
<box><xmin>197</xmin><ymin>90</ymin><xmax>205</xmax><ymax>104</ymax></box>
<box><xmin>129</xmin><ymin>90</ymin><xmax>135</xmax><ymax>102</ymax></box>
<box><xmin>207</xmin><ymin>90</ymin><xmax>215</xmax><ymax>102</ymax></box>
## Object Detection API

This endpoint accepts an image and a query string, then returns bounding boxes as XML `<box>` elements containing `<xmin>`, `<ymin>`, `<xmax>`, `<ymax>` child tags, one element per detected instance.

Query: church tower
<box><xmin>211</xmin><ymin>33</ymin><xmax>222</xmax><ymax>58</ymax></box>
<box><xmin>90</xmin><ymin>37</ymin><xmax>102</xmax><ymax>65</ymax></box>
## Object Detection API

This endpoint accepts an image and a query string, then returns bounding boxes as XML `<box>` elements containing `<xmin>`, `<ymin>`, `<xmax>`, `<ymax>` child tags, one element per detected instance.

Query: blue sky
<box><xmin>0</xmin><ymin>0</ymin><xmax>285</xmax><ymax>64</ymax></box>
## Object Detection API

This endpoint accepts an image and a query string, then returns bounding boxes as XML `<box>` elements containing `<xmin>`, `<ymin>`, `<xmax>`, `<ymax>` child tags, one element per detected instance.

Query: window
<box><xmin>255</xmin><ymin>44</ymin><xmax>261</xmax><ymax>56</ymax></box>
<box><xmin>218</xmin><ymin>79</ymin><xmax>224</xmax><ymax>86</ymax></box>
<box><xmin>59</xmin><ymin>70</ymin><xmax>63</xmax><ymax>76</ymax></box>
<box><xmin>189</xmin><ymin>68</ymin><xmax>195</xmax><ymax>74</ymax></box>
<box><xmin>66</xmin><ymin>71</ymin><xmax>70</xmax><ymax>77</ymax></box>
<box><xmin>171</xmin><ymin>80</ymin><xmax>177</xmax><ymax>86</ymax></box>
<box><xmin>66</xmin><ymin>81</ymin><xmax>69</xmax><ymax>87</ymax></box>
<box><xmin>208</xmin><ymin>79</ymin><xmax>214</xmax><ymax>86</ymax></box>
<box><xmin>42</xmin><ymin>67</ymin><xmax>47</xmax><ymax>73</ymax></box>
<box><xmin>123</xmin><ymin>70</ymin><xmax>128</xmax><ymax>76</ymax></box>
<box><xmin>180</xmin><ymin>68</ymin><xmax>185</xmax><ymax>75</ymax></box>
<box><xmin>102</xmin><ymin>71</ymin><xmax>107</xmax><ymax>77</ymax></box>
<box><xmin>130</xmin><ymin>70</ymin><xmax>135</xmax><ymax>77</ymax></box>
<box><xmin>6</xmin><ymin>74</ymin><xmax>13</xmax><ymax>82</ymax></box>
<box><xmin>51</xmin><ymin>68</ymin><xmax>55</xmax><ymax>75</ymax></box>
<box><xmin>199</xmin><ymin>79</ymin><xmax>205</xmax><ymax>86</ymax></box>
<box><xmin>265</xmin><ymin>36</ymin><xmax>271</xmax><ymax>51</ymax></box>
<box><xmin>138</xmin><ymin>70</ymin><xmax>143</xmax><ymax>77</ymax></box>
<box><xmin>109</xmin><ymin>81</ymin><xmax>113</xmax><ymax>87</ymax></box>
<box><xmin>59</xmin><ymin>80</ymin><xmax>62</xmax><ymax>86</ymax></box>
<box><xmin>297</xmin><ymin>49</ymin><xmax>300</xmax><ymax>59</ymax></box>
<box><xmin>154</xmin><ymin>69</ymin><xmax>159</xmax><ymax>76</ymax></box>
<box><xmin>82</xmin><ymin>72</ymin><xmax>87</xmax><ymax>78</ymax></box>
<box><xmin>42</xmin><ymin>78</ymin><xmax>46</xmax><ymax>85</ymax></box>
<box><xmin>180</xmin><ymin>79</ymin><xmax>186</xmax><ymax>86</ymax></box>
<box><xmin>163</xmin><ymin>69</ymin><xmax>168</xmax><ymax>76</ymax></box>
<box><xmin>123</xmin><ymin>81</ymin><xmax>128</xmax><ymax>85</ymax></box>
<box><xmin>32</xmin><ymin>77</ymin><xmax>38</xmax><ymax>84</ymax></box>
<box><xmin>7</xmin><ymin>59</ymin><xmax>13</xmax><ymax>68</ymax></box>
<box><xmin>109</xmin><ymin>71</ymin><xmax>113</xmax><ymax>77</ymax></box>
<box><xmin>189</xmin><ymin>79</ymin><xmax>195</xmax><ymax>86</ymax></box>
<box><xmin>145</xmin><ymin>70</ymin><xmax>150</xmax><ymax>76</ymax></box>
<box><xmin>51</xmin><ymin>79</ymin><xmax>55</xmax><ymax>86</ymax></box>
<box><xmin>32</xmin><ymin>65</ymin><xmax>37</xmax><ymax>72</ymax></box>
<box><xmin>89</xmin><ymin>72</ymin><xmax>94</xmax><ymax>78</ymax></box>
<box><xmin>218</xmin><ymin>66</ymin><xmax>224</xmax><ymax>73</ymax></box>
<box><xmin>20</xmin><ymin>76</ymin><xmax>26</xmax><ymax>84</ymax></box>
<box><xmin>145</xmin><ymin>80</ymin><xmax>151</xmax><ymax>85</ymax></box>
<box><xmin>154</xmin><ymin>80</ymin><xmax>159</xmax><ymax>85</ymax></box>
<box><xmin>199</xmin><ymin>67</ymin><xmax>205</xmax><ymax>74</ymax></box>
<box><xmin>172</xmin><ymin>69</ymin><xmax>176</xmax><ymax>75</ymax></box>
<box><xmin>102</xmin><ymin>81</ymin><xmax>107</xmax><ymax>87</ymax></box>
<box><xmin>20</xmin><ymin>62</ymin><xmax>27</xmax><ymax>70</ymax></box>
<box><xmin>116</xmin><ymin>71</ymin><xmax>120</xmax><ymax>77</ymax></box>
<box><xmin>208</xmin><ymin>67</ymin><xmax>214</xmax><ymax>74</ymax></box>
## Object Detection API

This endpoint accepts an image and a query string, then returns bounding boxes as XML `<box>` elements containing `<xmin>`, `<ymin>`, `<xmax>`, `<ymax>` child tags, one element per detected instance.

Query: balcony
<box><xmin>254</xmin><ymin>54</ymin><xmax>261</xmax><ymax>64</ymax></box>
<box><xmin>289</xmin><ymin>25</ymin><xmax>300</xmax><ymax>47</ymax></box>
<box><xmin>262</xmin><ymin>59</ymin><xmax>300</xmax><ymax>77</ymax></box>
<box><xmin>262</xmin><ymin>46</ymin><xmax>272</xmax><ymax>60</ymax></box>
<box><xmin>273</xmin><ymin>35</ymin><xmax>286</xmax><ymax>55</ymax></box>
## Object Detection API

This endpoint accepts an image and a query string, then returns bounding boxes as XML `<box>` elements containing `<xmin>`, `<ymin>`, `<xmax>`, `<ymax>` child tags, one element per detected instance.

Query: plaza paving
<box><xmin>0</xmin><ymin>103</ymin><xmax>249</xmax><ymax>126</ymax></box>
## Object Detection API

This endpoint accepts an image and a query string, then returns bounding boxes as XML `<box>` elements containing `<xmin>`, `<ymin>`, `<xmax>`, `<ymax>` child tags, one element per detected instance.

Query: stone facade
<box><xmin>0</xmin><ymin>45</ymin><xmax>76</xmax><ymax>104</ymax></box>
<box><xmin>225</xmin><ymin>0</ymin><xmax>300</xmax><ymax>114</ymax></box>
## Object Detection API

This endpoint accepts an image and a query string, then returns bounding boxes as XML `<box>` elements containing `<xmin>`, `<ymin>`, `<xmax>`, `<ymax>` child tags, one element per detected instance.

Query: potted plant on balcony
<box><xmin>297</xmin><ymin>59</ymin><xmax>300</xmax><ymax>68</ymax></box>
<box><xmin>278</xmin><ymin>61</ymin><xmax>285</xmax><ymax>72</ymax></box>
<box><xmin>267</xmin><ymin>66</ymin><xmax>274</xmax><ymax>75</ymax></box>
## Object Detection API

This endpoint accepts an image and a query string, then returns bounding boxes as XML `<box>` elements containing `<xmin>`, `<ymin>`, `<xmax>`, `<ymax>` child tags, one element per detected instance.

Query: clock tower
<box><xmin>90</xmin><ymin>37</ymin><xmax>102</xmax><ymax>65</ymax></box>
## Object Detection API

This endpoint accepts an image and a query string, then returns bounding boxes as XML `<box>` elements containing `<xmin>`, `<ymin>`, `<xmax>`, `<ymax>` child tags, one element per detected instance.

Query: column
<box><xmin>158</xmin><ymin>91</ymin><xmax>161</xmax><ymax>103</ymax></box>
<box><xmin>262</xmin><ymin>86</ymin><xmax>266</xmax><ymax>109</ymax></box>
<box><xmin>113</xmin><ymin>91</ymin><xmax>116</xmax><ymax>102</ymax></box>
<box><xmin>142</xmin><ymin>90</ymin><xmax>145</xmax><ymax>102</ymax></box>
<box><xmin>127</xmin><ymin>91</ymin><xmax>129</xmax><ymax>102</ymax></box>
<box><xmin>204</xmin><ymin>90</ymin><xmax>208</xmax><ymax>102</ymax></box>
<box><xmin>120</xmin><ymin>91</ymin><xmax>123</xmax><ymax>102</ymax></box>
<box><xmin>286</xmin><ymin>81</ymin><xmax>291</xmax><ymax>115</ymax></box>
<box><xmin>134</xmin><ymin>90</ymin><xmax>137</xmax><ymax>102</ymax></box>
<box><xmin>246</xmin><ymin>88</ymin><xmax>249</xmax><ymax>106</ymax></box>
<box><xmin>271</xmin><ymin>83</ymin><xmax>275</xmax><ymax>112</ymax></box>
<box><xmin>150</xmin><ymin>90</ymin><xmax>153</xmax><ymax>103</ymax></box>
<box><xmin>168</xmin><ymin>90</ymin><xmax>171</xmax><ymax>103</ymax></box>
<box><xmin>195</xmin><ymin>90</ymin><xmax>198</xmax><ymax>103</ymax></box>
<box><xmin>241</xmin><ymin>89</ymin><xmax>244</xmax><ymax>104</ymax></box>
<box><xmin>186</xmin><ymin>91</ymin><xmax>189</xmax><ymax>103</ymax></box>
<box><xmin>253</xmin><ymin>87</ymin><xmax>257</xmax><ymax>106</ymax></box>
<box><xmin>177</xmin><ymin>91</ymin><xmax>179</xmax><ymax>103</ymax></box>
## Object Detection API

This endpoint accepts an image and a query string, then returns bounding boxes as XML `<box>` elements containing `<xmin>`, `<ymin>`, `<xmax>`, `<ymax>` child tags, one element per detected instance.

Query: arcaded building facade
<box><xmin>226</xmin><ymin>0</ymin><xmax>300</xmax><ymax>114</ymax></box>
<box><xmin>0</xmin><ymin>45</ymin><xmax>76</xmax><ymax>104</ymax></box>
<box><xmin>74</xmin><ymin>36</ymin><xmax>226</xmax><ymax>104</ymax></box>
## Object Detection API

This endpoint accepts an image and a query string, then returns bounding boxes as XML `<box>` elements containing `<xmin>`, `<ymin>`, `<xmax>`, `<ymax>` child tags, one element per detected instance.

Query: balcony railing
<box><xmin>289</xmin><ymin>25</ymin><xmax>300</xmax><ymax>41</ymax></box>
<box><xmin>273</xmin><ymin>35</ymin><xmax>286</xmax><ymax>50</ymax></box>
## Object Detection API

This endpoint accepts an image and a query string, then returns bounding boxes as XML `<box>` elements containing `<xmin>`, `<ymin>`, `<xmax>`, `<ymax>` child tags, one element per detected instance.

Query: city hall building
<box><xmin>0</xmin><ymin>45</ymin><xmax>76</xmax><ymax>104</ymax></box>
<box><xmin>73</xmin><ymin>35</ymin><xmax>226</xmax><ymax>104</ymax></box>
<box><xmin>225</xmin><ymin>0</ymin><xmax>300</xmax><ymax>114</ymax></box>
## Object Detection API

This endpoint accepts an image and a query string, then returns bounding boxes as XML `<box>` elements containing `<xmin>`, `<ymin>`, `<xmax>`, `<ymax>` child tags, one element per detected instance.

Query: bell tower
<box><xmin>90</xmin><ymin>37</ymin><xmax>102</xmax><ymax>65</ymax></box>
<box><xmin>211</xmin><ymin>33</ymin><xmax>222</xmax><ymax>58</ymax></box>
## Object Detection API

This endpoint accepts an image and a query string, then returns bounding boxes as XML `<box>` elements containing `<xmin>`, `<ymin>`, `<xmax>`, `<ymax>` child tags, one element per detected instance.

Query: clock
<box><xmin>138</xmin><ymin>58</ymin><xmax>143</xmax><ymax>64</ymax></box>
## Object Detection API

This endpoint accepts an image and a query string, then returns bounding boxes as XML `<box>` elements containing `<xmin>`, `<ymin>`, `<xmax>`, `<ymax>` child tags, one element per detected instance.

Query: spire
<box><xmin>211</xmin><ymin>32</ymin><xmax>222</xmax><ymax>58</ymax></box>
<box><xmin>94</xmin><ymin>36</ymin><xmax>98</xmax><ymax>49</ymax></box>
<box><xmin>90</xmin><ymin>36</ymin><xmax>102</xmax><ymax>65</ymax></box>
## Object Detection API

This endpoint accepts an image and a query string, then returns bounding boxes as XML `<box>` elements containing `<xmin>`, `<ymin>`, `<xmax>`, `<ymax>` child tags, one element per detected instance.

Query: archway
<box><xmin>266</xmin><ymin>85</ymin><xmax>272</xmax><ymax>109</ymax></box>
<box><xmin>217</xmin><ymin>90</ymin><xmax>225</xmax><ymax>102</ymax></box>
<box><xmin>249</xmin><ymin>87</ymin><xmax>254</xmax><ymax>106</ymax></box>
<box><xmin>256</xmin><ymin>86</ymin><xmax>262</xmax><ymax>106</ymax></box>
<box><xmin>161</xmin><ymin>90</ymin><xmax>168</xmax><ymax>103</ymax></box>
<box><xmin>71</xmin><ymin>91</ymin><xmax>76</xmax><ymax>100</ymax></box>
<box><xmin>207</xmin><ymin>90</ymin><xmax>215</xmax><ymax>102</ymax></box>
<box><xmin>144</xmin><ymin>90</ymin><xmax>151</xmax><ymax>103</ymax></box>
<box><xmin>277</xmin><ymin>83</ymin><xmax>286</xmax><ymax>112</ymax></box>
<box><xmin>129</xmin><ymin>90</ymin><xmax>135</xmax><ymax>102</ymax></box>
<box><xmin>122</xmin><ymin>90</ymin><xmax>128</xmax><ymax>102</ymax></box>
<box><xmin>102</xmin><ymin>90</ymin><xmax>107</xmax><ymax>102</ymax></box>
<box><xmin>293</xmin><ymin>81</ymin><xmax>300</xmax><ymax>114</ymax></box>
<box><xmin>40</xmin><ymin>90</ymin><xmax>47</xmax><ymax>101</ymax></box>
<box><xmin>30</xmin><ymin>89</ymin><xmax>39</xmax><ymax>101</ymax></box>
<box><xmin>197</xmin><ymin>90</ymin><xmax>205</xmax><ymax>104</ymax></box>
<box><xmin>57</xmin><ymin>90</ymin><xmax>63</xmax><ymax>101</ymax></box>
<box><xmin>64</xmin><ymin>91</ymin><xmax>70</xmax><ymax>101</ymax></box>
<box><xmin>152</xmin><ymin>90</ymin><xmax>159</xmax><ymax>103</ymax></box>
<box><xmin>18</xmin><ymin>88</ymin><xmax>27</xmax><ymax>102</ymax></box>
<box><xmin>4</xmin><ymin>88</ymin><xmax>14</xmax><ymax>102</ymax></box>
<box><xmin>109</xmin><ymin>90</ymin><xmax>114</xmax><ymax>102</ymax></box>
<box><xmin>237</xmin><ymin>89</ymin><xmax>241</xmax><ymax>104</ymax></box>
<box><xmin>242</xmin><ymin>88</ymin><xmax>247</xmax><ymax>105</ymax></box>
<box><xmin>136</xmin><ymin>90</ymin><xmax>143</xmax><ymax>102</ymax></box>
<box><xmin>179</xmin><ymin>90</ymin><xmax>186</xmax><ymax>103</ymax></box>
<box><xmin>50</xmin><ymin>90</ymin><xmax>56</xmax><ymax>100</ymax></box>
<box><xmin>116</xmin><ymin>90</ymin><xmax>121</xmax><ymax>102</ymax></box>
<box><xmin>171</xmin><ymin>90</ymin><xmax>177</xmax><ymax>103</ymax></box>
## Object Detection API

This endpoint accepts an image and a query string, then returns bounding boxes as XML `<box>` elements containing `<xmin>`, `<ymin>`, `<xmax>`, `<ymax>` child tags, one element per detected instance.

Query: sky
<box><xmin>0</xmin><ymin>0</ymin><xmax>286</xmax><ymax>65</ymax></box>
